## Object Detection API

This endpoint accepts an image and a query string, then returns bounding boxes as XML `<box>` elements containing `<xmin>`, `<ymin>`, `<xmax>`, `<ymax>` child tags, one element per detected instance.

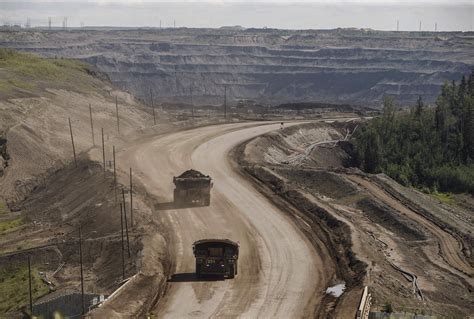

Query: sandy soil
<box><xmin>115</xmin><ymin>122</ymin><xmax>325</xmax><ymax>318</ymax></box>
<box><xmin>240</xmin><ymin>121</ymin><xmax>473</xmax><ymax>317</ymax></box>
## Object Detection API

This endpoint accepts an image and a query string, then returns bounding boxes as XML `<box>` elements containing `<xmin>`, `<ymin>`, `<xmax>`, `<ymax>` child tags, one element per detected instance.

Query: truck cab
<box><xmin>193</xmin><ymin>239</ymin><xmax>239</xmax><ymax>279</ymax></box>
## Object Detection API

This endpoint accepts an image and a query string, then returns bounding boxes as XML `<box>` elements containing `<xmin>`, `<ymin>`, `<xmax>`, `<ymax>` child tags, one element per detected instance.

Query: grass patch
<box><xmin>0</xmin><ymin>79</ymin><xmax>36</xmax><ymax>93</ymax></box>
<box><xmin>431</xmin><ymin>192</ymin><xmax>456</xmax><ymax>205</ymax></box>
<box><xmin>0</xmin><ymin>217</ymin><xmax>23</xmax><ymax>233</ymax></box>
<box><xmin>0</xmin><ymin>48</ymin><xmax>88</xmax><ymax>80</ymax></box>
<box><xmin>0</xmin><ymin>264</ymin><xmax>49</xmax><ymax>313</ymax></box>
<box><xmin>0</xmin><ymin>48</ymin><xmax>95</xmax><ymax>98</ymax></box>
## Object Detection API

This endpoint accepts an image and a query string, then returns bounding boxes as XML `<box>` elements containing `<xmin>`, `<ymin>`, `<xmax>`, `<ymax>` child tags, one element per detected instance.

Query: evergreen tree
<box><xmin>415</xmin><ymin>96</ymin><xmax>424</xmax><ymax>118</ymax></box>
<box><xmin>353</xmin><ymin>73</ymin><xmax>474</xmax><ymax>194</ymax></box>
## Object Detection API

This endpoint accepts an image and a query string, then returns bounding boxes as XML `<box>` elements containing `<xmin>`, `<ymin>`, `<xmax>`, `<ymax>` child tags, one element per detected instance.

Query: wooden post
<box><xmin>79</xmin><ymin>225</ymin><xmax>85</xmax><ymax>315</ymax></box>
<box><xmin>129</xmin><ymin>167</ymin><xmax>133</xmax><ymax>227</ymax></box>
<box><xmin>122</xmin><ymin>189</ymin><xmax>131</xmax><ymax>258</ymax></box>
<box><xmin>190</xmin><ymin>87</ymin><xmax>194</xmax><ymax>121</ymax></box>
<box><xmin>150</xmin><ymin>89</ymin><xmax>156</xmax><ymax>126</ymax></box>
<box><xmin>113</xmin><ymin>145</ymin><xmax>117</xmax><ymax>204</ymax></box>
<box><xmin>120</xmin><ymin>203</ymin><xmax>125</xmax><ymax>280</ymax></box>
<box><xmin>89</xmin><ymin>103</ymin><xmax>95</xmax><ymax>146</ymax></box>
<box><xmin>28</xmin><ymin>255</ymin><xmax>33</xmax><ymax>315</ymax></box>
<box><xmin>101</xmin><ymin>128</ymin><xmax>106</xmax><ymax>178</ymax></box>
<box><xmin>68</xmin><ymin>118</ymin><xmax>77</xmax><ymax>167</ymax></box>
<box><xmin>224</xmin><ymin>85</ymin><xmax>227</xmax><ymax>120</ymax></box>
<box><xmin>115</xmin><ymin>96</ymin><xmax>120</xmax><ymax>135</ymax></box>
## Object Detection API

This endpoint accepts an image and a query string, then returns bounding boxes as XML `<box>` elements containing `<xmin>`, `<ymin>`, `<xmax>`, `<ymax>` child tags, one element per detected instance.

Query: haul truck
<box><xmin>173</xmin><ymin>169</ymin><xmax>212</xmax><ymax>207</ymax></box>
<box><xmin>193</xmin><ymin>239</ymin><xmax>239</xmax><ymax>279</ymax></box>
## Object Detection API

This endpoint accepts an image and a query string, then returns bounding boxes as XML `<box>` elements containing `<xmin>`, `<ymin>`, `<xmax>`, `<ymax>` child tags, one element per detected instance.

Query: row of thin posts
<box><xmin>68</xmin><ymin>98</ymin><xmax>120</xmax><ymax>169</ymax></box>
<box><xmin>61</xmin><ymin>97</ymin><xmax>135</xmax><ymax>316</ymax></box>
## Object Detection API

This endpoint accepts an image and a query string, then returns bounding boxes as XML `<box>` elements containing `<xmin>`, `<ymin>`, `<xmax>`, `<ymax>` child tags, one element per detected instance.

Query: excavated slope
<box><xmin>1</xmin><ymin>28</ymin><xmax>473</xmax><ymax>107</ymax></box>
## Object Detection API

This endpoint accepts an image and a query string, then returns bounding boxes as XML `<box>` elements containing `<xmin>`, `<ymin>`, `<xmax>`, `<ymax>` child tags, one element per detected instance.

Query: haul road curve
<box><xmin>117</xmin><ymin>122</ymin><xmax>325</xmax><ymax>318</ymax></box>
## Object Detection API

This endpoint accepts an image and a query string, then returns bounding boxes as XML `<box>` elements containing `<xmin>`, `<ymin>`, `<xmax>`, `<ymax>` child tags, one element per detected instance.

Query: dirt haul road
<box><xmin>118</xmin><ymin>122</ymin><xmax>322</xmax><ymax>318</ymax></box>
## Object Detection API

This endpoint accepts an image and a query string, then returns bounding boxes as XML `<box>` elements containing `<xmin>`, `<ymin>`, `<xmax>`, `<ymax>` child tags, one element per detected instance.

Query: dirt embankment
<box><xmin>0</xmin><ymin>51</ymin><xmax>172</xmax><ymax>316</ymax></box>
<box><xmin>0</xmin><ymin>159</ymin><xmax>169</xmax><ymax>316</ymax></box>
<box><xmin>234</xmin><ymin>122</ymin><xmax>367</xmax><ymax>318</ymax></box>
<box><xmin>237</xmin><ymin>120</ymin><xmax>473</xmax><ymax>317</ymax></box>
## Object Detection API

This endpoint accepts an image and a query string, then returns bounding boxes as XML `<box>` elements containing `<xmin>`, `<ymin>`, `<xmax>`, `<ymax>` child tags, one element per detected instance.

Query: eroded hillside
<box><xmin>1</xmin><ymin>28</ymin><xmax>473</xmax><ymax>107</ymax></box>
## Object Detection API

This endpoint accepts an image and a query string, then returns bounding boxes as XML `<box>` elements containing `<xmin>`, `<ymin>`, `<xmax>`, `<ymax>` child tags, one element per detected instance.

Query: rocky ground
<box><xmin>240</xmin><ymin>121</ymin><xmax>473</xmax><ymax>317</ymax></box>
<box><xmin>1</xmin><ymin>28</ymin><xmax>473</xmax><ymax>107</ymax></box>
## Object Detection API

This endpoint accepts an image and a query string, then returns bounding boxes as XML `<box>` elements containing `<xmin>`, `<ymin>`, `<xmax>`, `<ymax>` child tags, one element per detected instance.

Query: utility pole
<box><xmin>79</xmin><ymin>226</ymin><xmax>85</xmax><ymax>315</ymax></box>
<box><xmin>101</xmin><ymin>128</ymin><xmax>106</xmax><ymax>178</ymax></box>
<box><xmin>224</xmin><ymin>85</ymin><xmax>227</xmax><ymax>120</ymax></box>
<box><xmin>160</xmin><ymin>20</ymin><xmax>162</xmax><ymax>29</ymax></box>
<box><xmin>48</xmin><ymin>17</ymin><xmax>51</xmax><ymax>30</ymax></box>
<box><xmin>419</xmin><ymin>21</ymin><xmax>422</xmax><ymax>32</ymax></box>
<box><xmin>122</xmin><ymin>189</ymin><xmax>131</xmax><ymax>257</ymax></box>
<box><xmin>190</xmin><ymin>87</ymin><xmax>194</xmax><ymax>121</ymax></box>
<box><xmin>397</xmin><ymin>20</ymin><xmax>399</xmax><ymax>32</ymax></box>
<box><xmin>68</xmin><ymin>118</ymin><xmax>77</xmax><ymax>167</ymax></box>
<box><xmin>113</xmin><ymin>145</ymin><xmax>117</xmax><ymax>204</ymax></box>
<box><xmin>120</xmin><ymin>203</ymin><xmax>125</xmax><ymax>280</ymax></box>
<box><xmin>129</xmin><ymin>167</ymin><xmax>133</xmax><ymax>227</ymax></box>
<box><xmin>150</xmin><ymin>89</ymin><xmax>156</xmax><ymax>125</ymax></box>
<box><xmin>89</xmin><ymin>104</ymin><xmax>95</xmax><ymax>146</ymax></box>
<box><xmin>435</xmin><ymin>22</ymin><xmax>438</xmax><ymax>32</ymax></box>
<box><xmin>115</xmin><ymin>96</ymin><xmax>120</xmax><ymax>135</ymax></box>
<box><xmin>28</xmin><ymin>255</ymin><xmax>33</xmax><ymax>316</ymax></box>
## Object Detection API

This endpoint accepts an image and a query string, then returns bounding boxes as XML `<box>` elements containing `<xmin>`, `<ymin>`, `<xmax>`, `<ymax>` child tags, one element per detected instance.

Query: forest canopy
<box><xmin>352</xmin><ymin>72</ymin><xmax>474</xmax><ymax>194</ymax></box>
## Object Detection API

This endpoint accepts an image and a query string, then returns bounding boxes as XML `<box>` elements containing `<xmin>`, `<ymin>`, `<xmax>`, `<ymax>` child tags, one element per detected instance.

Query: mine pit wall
<box><xmin>4</xmin><ymin>29</ymin><xmax>473</xmax><ymax>108</ymax></box>
<box><xmin>233</xmin><ymin>146</ymin><xmax>366</xmax><ymax>318</ymax></box>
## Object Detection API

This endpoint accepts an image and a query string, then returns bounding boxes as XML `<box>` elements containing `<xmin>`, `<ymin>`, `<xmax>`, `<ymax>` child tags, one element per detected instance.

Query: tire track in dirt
<box><xmin>347</xmin><ymin>175</ymin><xmax>473</xmax><ymax>283</ymax></box>
<box><xmin>117</xmin><ymin>122</ymin><xmax>322</xmax><ymax>318</ymax></box>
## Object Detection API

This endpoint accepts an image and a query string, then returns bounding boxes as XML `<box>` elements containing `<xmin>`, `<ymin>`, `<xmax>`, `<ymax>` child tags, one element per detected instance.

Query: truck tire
<box><xmin>204</xmin><ymin>195</ymin><xmax>210</xmax><ymax>206</ymax></box>
<box><xmin>174</xmin><ymin>189</ymin><xmax>183</xmax><ymax>207</ymax></box>
<box><xmin>228</xmin><ymin>264</ymin><xmax>235</xmax><ymax>279</ymax></box>
<box><xmin>196</xmin><ymin>264</ymin><xmax>202</xmax><ymax>279</ymax></box>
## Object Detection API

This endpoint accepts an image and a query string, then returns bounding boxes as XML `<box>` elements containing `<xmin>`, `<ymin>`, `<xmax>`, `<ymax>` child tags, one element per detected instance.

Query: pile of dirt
<box><xmin>176</xmin><ymin>169</ymin><xmax>208</xmax><ymax>179</ymax></box>
<box><xmin>0</xmin><ymin>159</ymin><xmax>142</xmax><ymax>314</ymax></box>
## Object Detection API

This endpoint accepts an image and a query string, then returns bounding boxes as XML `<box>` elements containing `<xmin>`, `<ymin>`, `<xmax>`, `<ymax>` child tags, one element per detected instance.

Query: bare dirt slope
<box><xmin>115</xmin><ymin>122</ymin><xmax>326</xmax><ymax>318</ymax></box>
<box><xmin>242</xmin><ymin>121</ymin><xmax>473</xmax><ymax>317</ymax></box>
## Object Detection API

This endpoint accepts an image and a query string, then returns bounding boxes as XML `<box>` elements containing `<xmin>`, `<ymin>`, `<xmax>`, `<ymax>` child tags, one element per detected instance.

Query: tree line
<box><xmin>352</xmin><ymin>72</ymin><xmax>474</xmax><ymax>194</ymax></box>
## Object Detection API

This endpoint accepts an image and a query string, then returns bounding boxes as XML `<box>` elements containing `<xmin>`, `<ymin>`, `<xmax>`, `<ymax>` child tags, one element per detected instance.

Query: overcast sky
<box><xmin>1</xmin><ymin>1</ymin><xmax>472</xmax><ymax>30</ymax></box>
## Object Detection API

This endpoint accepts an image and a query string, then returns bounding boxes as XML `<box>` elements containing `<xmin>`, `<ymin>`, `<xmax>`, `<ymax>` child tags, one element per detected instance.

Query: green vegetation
<box><xmin>0</xmin><ymin>48</ymin><xmax>94</xmax><ymax>96</ymax></box>
<box><xmin>0</xmin><ymin>217</ymin><xmax>23</xmax><ymax>233</ymax></box>
<box><xmin>431</xmin><ymin>192</ymin><xmax>456</xmax><ymax>205</ymax></box>
<box><xmin>383</xmin><ymin>301</ymin><xmax>394</xmax><ymax>313</ymax></box>
<box><xmin>0</xmin><ymin>264</ymin><xmax>49</xmax><ymax>313</ymax></box>
<box><xmin>0</xmin><ymin>48</ymin><xmax>88</xmax><ymax>79</ymax></box>
<box><xmin>353</xmin><ymin>72</ymin><xmax>474</xmax><ymax>194</ymax></box>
